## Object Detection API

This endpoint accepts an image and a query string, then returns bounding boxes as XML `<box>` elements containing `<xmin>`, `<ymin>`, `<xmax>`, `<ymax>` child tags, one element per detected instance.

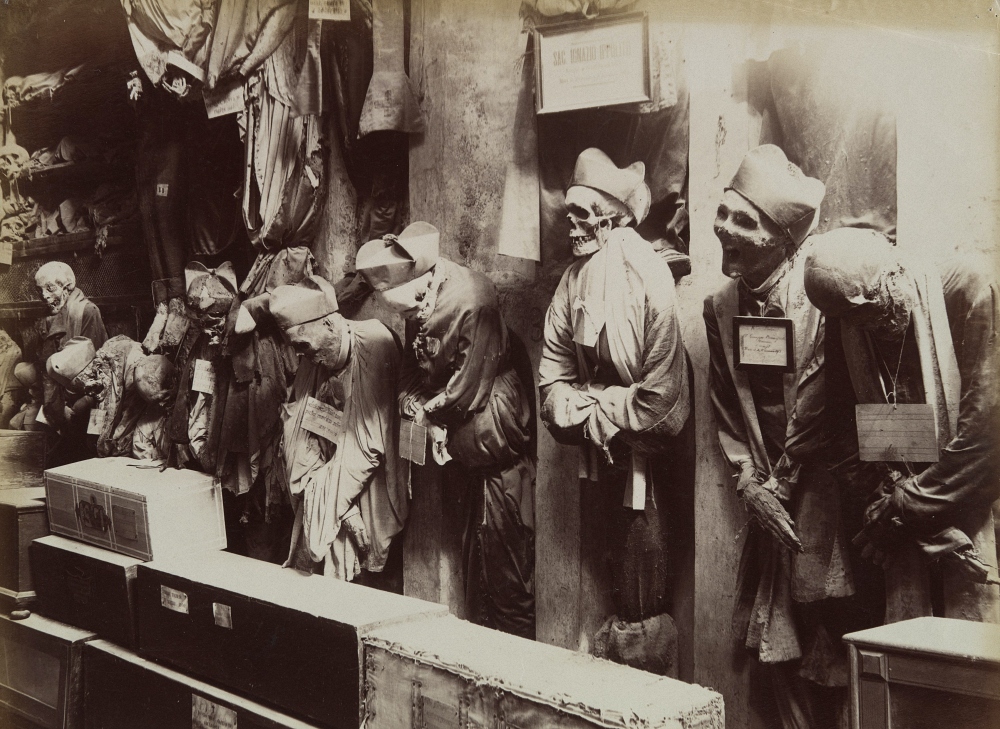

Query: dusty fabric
<box><xmin>282</xmin><ymin>320</ymin><xmax>406</xmax><ymax>580</ymax></box>
<box><xmin>593</xmin><ymin>612</ymin><xmax>678</xmax><ymax>678</ymax></box>
<box><xmin>401</xmin><ymin>259</ymin><xmax>536</xmax><ymax>636</ymax></box>
<box><xmin>704</xmin><ymin>235</ymin><xmax>879</xmax><ymax>679</ymax></box>
<box><xmin>206</xmin><ymin>0</ymin><xmax>297</xmax><ymax>89</ymax></box>
<box><xmin>123</xmin><ymin>0</ymin><xmax>215</xmax><ymax>84</ymax></box>
<box><xmin>133</xmin><ymin>409</ymin><xmax>169</xmax><ymax>460</ymax></box>
<box><xmin>81</xmin><ymin>336</ymin><xmax>148</xmax><ymax>457</ymax></box>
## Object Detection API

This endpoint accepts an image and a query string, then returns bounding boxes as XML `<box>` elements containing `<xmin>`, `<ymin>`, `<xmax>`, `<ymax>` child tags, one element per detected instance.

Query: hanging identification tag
<box><xmin>733</xmin><ymin>316</ymin><xmax>794</xmax><ymax>371</ymax></box>
<box><xmin>856</xmin><ymin>403</ymin><xmax>939</xmax><ymax>463</ymax></box>
<box><xmin>192</xmin><ymin>360</ymin><xmax>216</xmax><ymax>394</ymax></box>
<box><xmin>87</xmin><ymin>407</ymin><xmax>106</xmax><ymax>435</ymax></box>
<box><xmin>309</xmin><ymin>0</ymin><xmax>350</xmax><ymax>20</ymax></box>
<box><xmin>301</xmin><ymin>397</ymin><xmax>345</xmax><ymax>442</ymax></box>
<box><xmin>399</xmin><ymin>419</ymin><xmax>427</xmax><ymax>465</ymax></box>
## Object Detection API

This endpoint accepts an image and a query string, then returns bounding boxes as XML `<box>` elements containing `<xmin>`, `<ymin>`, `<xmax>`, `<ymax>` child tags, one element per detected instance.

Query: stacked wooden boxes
<box><xmin>0</xmin><ymin>487</ymin><xmax>48</xmax><ymax>612</ymax></box>
<box><xmin>3</xmin><ymin>457</ymin><xmax>226</xmax><ymax>729</ymax></box>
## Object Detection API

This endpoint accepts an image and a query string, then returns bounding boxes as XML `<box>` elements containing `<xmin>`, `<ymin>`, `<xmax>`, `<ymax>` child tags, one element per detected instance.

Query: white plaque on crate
<box><xmin>533</xmin><ymin>12</ymin><xmax>650</xmax><ymax>114</ymax></box>
<box><xmin>161</xmin><ymin>585</ymin><xmax>189</xmax><ymax>614</ymax></box>
<box><xmin>192</xmin><ymin>694</ymin><xmax>238</xmax><ymax>729</ymax></box>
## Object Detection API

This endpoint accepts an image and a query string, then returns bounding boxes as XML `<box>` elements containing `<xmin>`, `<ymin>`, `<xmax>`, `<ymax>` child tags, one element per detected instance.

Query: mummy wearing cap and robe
<box><xmin>537</xmin><ymin>148</ymin><xmax>693</xmax><ymax>677</ymax></box>
<box><xmin>803</xmin><ymin>230</ymin><xmax>1000</xmax><ymax>624</ymax></box>
<box><xmin>237</xmin><ymin>275</ymin><xmax>408</xmax><ymax>584</ymax></box>
<box><xmin>355</xmin><ymin>222</ymin><xmax>536</xmax><ymax>638</ymax></box>
<box><xmin>705</xmin><ymin>145</ymin><xmax>885</xmax><ymax>728</ymax></box>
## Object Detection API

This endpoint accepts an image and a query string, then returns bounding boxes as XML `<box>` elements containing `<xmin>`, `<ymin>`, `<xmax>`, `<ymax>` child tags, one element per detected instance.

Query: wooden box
<box><xmin>30</xmin><ymin>535</ymin><xmax>142</xmax><ymax>649</ymax></box>
<box><xmin>0</xmin><ymin>430</ymin><xmax>45</xmax><ymax>489</ymax></box>
<box><xmin>135</xmin><ymin>551</ymin><xmax>449</xmax><ymax>728</ymax></box>
<box><xmin>844</xmin><ymin>617</ymin><xmax>1000</xmax><ymax>729</ymax></box>
<box><xmin>363</xmin><ymin>615</ymin><xmax>724</xmax><ymax>729</ymax></box>
<box><xmin>0</xmin><ymin>487</ymin><xmax>48</xmax><ymax>612</ymax></box>
<box><xmin>84</xmin><ymin>639</ymin><xmax>322</xmax><ymax>729</ymax></box>
<box><xmin>44</xmin><ymin>457</ymin><xmax>226</xmax><ymax>561</ymax></box>
<box><xmin>0</xmin><ymin>614</ymin><xmax>95</xmax><ymax>729</ymax></box>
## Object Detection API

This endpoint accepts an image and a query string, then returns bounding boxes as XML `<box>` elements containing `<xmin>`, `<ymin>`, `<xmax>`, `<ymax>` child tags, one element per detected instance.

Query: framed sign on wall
<box><xmin>533</xmin><ymin>12</ymin><xmax>650</xmax><ymax>114</ymax></box>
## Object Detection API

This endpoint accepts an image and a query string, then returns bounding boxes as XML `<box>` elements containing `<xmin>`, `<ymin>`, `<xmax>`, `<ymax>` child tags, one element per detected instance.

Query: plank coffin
<box><xmin>44</xmin><ymin>457</ymin><xmax>226</xmax><ymax>561</ymax></box>
<box><xmin>0</xmin><ymin>487</ymin><xmax>49</xmax><ymax>612</ymax></box>
<box><xmin>30</xmin><ymin>535</ymin><xmax>142</xmax><ymax>649</ymax></box>
<box><xmin>0</xmin><ymin>430</ymin><xmax>46</xmax><ymax>489</ymax></box>
<box><xmin>135</xmin><ymin>551</ymin><xmax>448</xmax><ymax>729</ymax></box>
<box><xmin>363</xmin><ymin>616</ymin><xmax>725</xmax><ymax>729</ymax></box>
<box><xmin>0</xmin><ymin>614</ymin><xmax>95</xmax><ymax>729</ymax></box>
<box><xmin>83</xmin><ymin>639</ymin><xmax>323</xmax><ymax>729</ymax></box>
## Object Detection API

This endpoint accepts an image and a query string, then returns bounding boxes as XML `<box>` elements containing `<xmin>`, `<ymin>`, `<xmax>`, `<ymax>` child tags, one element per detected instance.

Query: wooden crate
<box><xmin>0</xmin><ymin>430</ymin><xmax>45</xmax><ymax>489</ymax></box>
<box><xmin>44</xmin><ymin>457</ymin><xmax>226</xmax><ymax>561</ymax></box>
<box><xmin>845</xmin><ymin>617</ymin><xmax>1000</xmax><ymax>729</ymax></box>
<box><xmin>135</xmin><ymin>551</ymin><xmax>449</xmax><ymax>728</ymax></box>
<box><xmin>363</xmin><ymin>615</ymin><xmax>724</xmax><ymax>729</ymax></box>
<box><xmin>84</xmin><ymin>639</ymin><xmax>323</xmax><ymax>729</ymax></box>
<box><xmin>0</xmin><ymin>614</ymin><xmax>95</xmax><ymax>729</ymax></box>
<box><xmin>0</xmin><ymin>487</ymin><xmax>48</xmax><ymax>612</ymax></box>
<box><xmin>30</xmin><ymin>535</ymin><xmax>142</xmax><ymax>649</ymax></box>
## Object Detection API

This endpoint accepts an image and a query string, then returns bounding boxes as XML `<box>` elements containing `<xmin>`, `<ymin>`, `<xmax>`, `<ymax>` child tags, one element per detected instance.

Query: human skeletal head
<box><xmin>284</xmin><ymin>313</ymin><xmax>350</xmax><ymax>371</ymax></box>
<box><xmin>135</xmin><ymin>355</ymin><xmax>176</xmax><ymax>409</ymax></box>
<box><xmin>714</xmin><ymin>189</ymin><xmax>795</xmax><ymax>288</ymax></box>
<box><xmin>187</xmin><ymin>275</ymin><xmax>235</xmax><ymax>344</ymax></box>
<box><xmin>35</xmin><ymin>261</ymin><xmax>76</xmax><ymax>314</ymax></box>
<box><xmin>564</xmin><ymin>185</ymin><xmax>633</xmax><ymax>258</ymax></box>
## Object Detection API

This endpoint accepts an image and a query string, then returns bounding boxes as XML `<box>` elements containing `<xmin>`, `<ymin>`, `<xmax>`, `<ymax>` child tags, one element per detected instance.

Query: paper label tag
<box><xmin>301</xmin><ymin>397</ymin><xmax>345</xmax><ymax>442</ymax></box>
<box><xmin>192</xmin><ymin>360</ymin><xmax>216</xmax><ymax>394</ymax></box>
<box><xmin>156</xmin><ymin>183</ymin><xmax>169</xmax><ymax>197</ymax></box>
<box><xmin>0</xmin><ymin>240</ymin><xmax>12</xmax><ymax>265</ymax></box>
<box><xmin>192</xmin><ymin>695</ymin><xmax>237</xmax><ymax>729</ymax></box>
<box><xmin>212</xmin><ymin>602</ymin><xmax>233</xmax><ymax>629</ymax></box>
<box><xmin>87</xmin><ymin>407</ymin><xmax>106</xmax><ymax>435</ymax></box>
<box><xmin>734</xmin><ymin>316</ymin><xmax>794</xmax><ymax>371</ymax></box>
<box><xmin>399</xmin><ymin>419</ymin><xmax>427</xmax><ymax>465</ymax></box>
<box><xmin>161</xmin><ymin>585</ymin><xmax>190</xmax><ymax>614</ymax></box>
<box><xmin>34</xmin><ymin>406</ymin><xmax>49</xmax><ymax>426</ymax></box>
<box><xmin>204</xmin><ymin>82</ymin><xmax>245</xmax><ymax>119</ymax></box>
<box><xmin>856</xmin><ymin>403</ymin><xmax>939</xmax><ymax>463</ymax></box>
<box><xmin>112</xmin><ymin>505</ymin><xmax>139</xmax><ymax>541</ymax></box>
<box><xmin>309</xmin><ymin>0</ymin><xmax>350</xmax><ymax>20</ymax></box>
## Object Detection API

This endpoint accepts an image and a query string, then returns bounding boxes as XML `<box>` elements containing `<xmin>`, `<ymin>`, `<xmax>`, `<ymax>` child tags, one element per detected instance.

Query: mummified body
<box><xmin>538</xmin><ymin>149</ymin><xmax>694</xmax><ymax>676</ymax></box>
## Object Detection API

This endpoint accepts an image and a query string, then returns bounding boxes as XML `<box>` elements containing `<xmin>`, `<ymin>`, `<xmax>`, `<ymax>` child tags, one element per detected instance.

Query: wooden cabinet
<box><xmin>844</xmin><ymin>617</ymin><xmax>1000</xmax><ymax>729</ymax></box>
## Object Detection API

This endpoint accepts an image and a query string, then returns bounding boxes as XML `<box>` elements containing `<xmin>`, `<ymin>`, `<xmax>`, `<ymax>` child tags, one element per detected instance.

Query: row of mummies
<box><xmin>22</xmin><ymin>144</ymin><xmax>1000</xmax><ymax>728</ymax></box>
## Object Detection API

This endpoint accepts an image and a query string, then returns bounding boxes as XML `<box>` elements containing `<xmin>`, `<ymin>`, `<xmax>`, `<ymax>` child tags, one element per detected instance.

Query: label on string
<box><xmin>399</xmin><ymin>419</ymin><xmax>427</xmax><ymax>465</ymax></box>
<box><xmin>87</xmin><ymin>407</ymin><xmax>106</xmax><ymax>435</ymax></box>
<box><xmin>856</xmin><ymin>403</ymin><xmax>939</xmax><ymax>463</ymax></box>
<box><xmin>309</xmin><ymin>0</ymin><xmax>350</xmax><ymax>20</ymax></box>
<box><xmin>301</xmin><ymin>397</ymin><xmax>344</xmax><ymax>442</ymax></box>
<box><xmin>192</xmin><ymin>360</ymin><xmax>216</xmax><ymax>394</ymax></box>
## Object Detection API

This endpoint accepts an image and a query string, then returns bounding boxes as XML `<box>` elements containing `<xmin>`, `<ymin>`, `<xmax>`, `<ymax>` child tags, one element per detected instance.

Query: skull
<box><xmin>187</xmin><ymin>276</ymin><xmax>236</xmax><ymax>344</ymax></box>
<box><xmin>284</xmin><ymin>314</ymin><xmax>349</xmax><ymax>372</ymax></box>
<box><xmin>71</xmin><ymin>357</ymin><xmax>111</xmax><ymax>401</ymax></box>
<box><xmin>713</xmin><ymin>189</ymin><xmax>793</xmax><ymax>288</ymax></box>
<box><xmin>135</xmin><ymin>355</ymin><xmax>176</xmax><ymax>410</ymax></box>
<box><xmin>35</xmin><ymin>261</ymin><xmax>77</xmax><ymax>314</ymax></box>
<box><xmin>0</xmin><ymin>144</ymin><xmax>28</xmax><ymax>179</ymax></box>
<box><xmin>564</xmin><ymin>185</ymin><xmax>632</xmax><ymax>258</ymax></box>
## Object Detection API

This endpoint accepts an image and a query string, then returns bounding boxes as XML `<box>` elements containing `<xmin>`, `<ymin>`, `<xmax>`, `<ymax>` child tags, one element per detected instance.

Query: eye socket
<box><xmin>731</xmin><ymin>211</ymin><xmax>758</xmax><ymax>230</ymax></box>
<box><xmin>566</xmin><ymin>203</ymin><xmax>590</xmax><ymax>219</ymax></box>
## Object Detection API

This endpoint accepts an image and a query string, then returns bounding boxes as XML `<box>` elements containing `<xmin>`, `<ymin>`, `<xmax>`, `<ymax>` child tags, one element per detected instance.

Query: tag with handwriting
<box><xmin>212</xmin><ymin>602</ymin><xmax>233</xmax><ymax>629</ymax></box>
<box><xmin>192</xmin><ymin>360</ymin><xmax>216</xmax><ymax>394</ymax></box>
<box><xmin>856</xmin><ymin>404</ymin><xmax>939</xmax><ymax>463</ymax></box>
<box><xmin>192</xmin><ymin>694</ymin><xmax>237</xmax><ymax>729</ymax></box>
<box><xmin>399</xmin><ymin>419</ymin><xmax>427</xmax><ymax>465</ymax></box>
<box><xmin>87</xmin><ymin>407</ymin><xmax>106</xmax><ymax>435</ymax></box>
<box><xmin>301</xmin><ymin>397</ymin><xmax>344</xmax><ymax>442</ymax></box>
<box><xmin>734</xmin><ymin>316</ymin><xmax>794</xmax><ymax>371</ymax></box>
<box><xmin>204</xmin><ymin>82</ymin><xmax>245</xmax><ymax>119</ymax></box>
<box><xmin>161</xmin><ymin>585</ymin><xmax>189</xmax><ymax>614</ymax></box>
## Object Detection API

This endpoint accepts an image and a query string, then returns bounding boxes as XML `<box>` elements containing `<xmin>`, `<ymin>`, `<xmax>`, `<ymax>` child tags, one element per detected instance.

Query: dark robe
<box><xmin>402</xmin><ymin>258</ymin><xmax>536</xmax><ymax>639</ymax></box>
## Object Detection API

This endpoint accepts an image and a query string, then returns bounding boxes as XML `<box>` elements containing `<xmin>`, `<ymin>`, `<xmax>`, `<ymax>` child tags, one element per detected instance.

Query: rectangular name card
<box><xmin>534</xmin><ymin>12</ymin><xmax>650</xmax><ymax>114</ymax></box>
<box><xmin>87</xmin><ymin>407</ymin><xmax>106</xmax><ymax>435</ymax></box>
<box><xmin>192</xmin><ymin>360</ymin><xmax>216</xmax><ymax>394</ymax></box>
<box><xmin>856</xmin><ymin>403</ymin><xmax>939</xmax><ymax>463</ymax></box>
<box><xmin>399</xmin><ymin>419</ymin><xmax>427</xmax><ymax>466</ymax></box>
<box><xmin>733</xmin><ymin>316</ymin><xmax>795</xmax><ymax>372</ymax></box>
<box><xmin>301</xmin><ymin>397</ymin><xmax>344</xmax><ymax>443</ymax></box>
<box><xmin>192</xmin><ymin>694</ymin><xmax>237</xmax><ymax>729</ymax></box>
<box><xmin>309</xmin><ymin>0</ymin><xmax>350</xmax><ymax>21</ymax></box>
